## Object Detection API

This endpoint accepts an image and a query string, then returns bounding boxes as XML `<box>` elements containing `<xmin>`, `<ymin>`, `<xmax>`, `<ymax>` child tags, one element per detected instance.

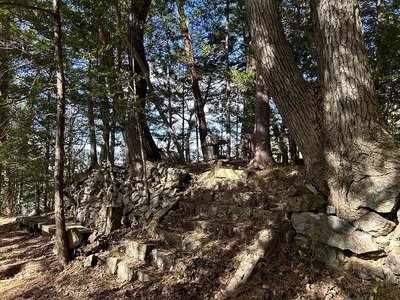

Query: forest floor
<box><xmin>1</xmin><ymin>167</ymin><xmax>400</xmax><ymax>299</ymax></box>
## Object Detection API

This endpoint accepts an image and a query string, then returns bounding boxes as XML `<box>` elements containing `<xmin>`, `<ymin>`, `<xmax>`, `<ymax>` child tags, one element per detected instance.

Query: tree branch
<box><xmin>0</xmin><ymin>2</ymin><xmax>56</xmax><ymax>17</ymax></box>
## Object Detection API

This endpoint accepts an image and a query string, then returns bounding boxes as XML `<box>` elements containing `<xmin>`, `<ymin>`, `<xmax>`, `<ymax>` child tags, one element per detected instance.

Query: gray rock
<box><xmin>345</xmin><ymin>257</ymin><xmax>386</xmax><ymax>279</ymax></box>
<box><xmin>125</xmin><ymin>240</ymin><xmax>154</xmax><ymax>261</ymax></box>
<box><xmin>326</xmin><ymin>205</ymin><xmax>336</xmax><ymax>215</ymax></box>
<box><xmin>150</xmin><ymin>195</ymin><xmax>161</xmax><ymax>208</ymax></box>
<box><xmin>348</xmin><ymin>175</ymin><xmax>400</xmax><ymax>213</ymax></box>
<box><xmin>353</xmin><ymin>212</ymin><xmax>396</xmax><ymax>237</ymax></box>
<box><xmin>385</xmin><ymin>249</ymin><xmax>400</xmax><ymax>275</ymax></box>
<box><xmin>149</xmin><ymin>249</ymin><xmax>180</xmax><ymax>272</ymax></box>
<box><xmin>84</xmin><ymin>254</ymin><xmax>98</xmax><ymax>268</ymax></box>
<box><xmin>117</xmin><ymin>260</ymin><xmax>135</xmax><ymax>282</ymax></box>
<box><xmin>136</xmin><ymin>270</ymin><xmax>152</xmax><ymax>282</ymax></box>
<box><xmin>105</xmin><ymin>206</ymin><xmax>122</xmax><ymax>235</ymax></box>
<box><xmin>291</xmin><ymin>212</ymin><xmax>381</xmax><ymax>254</ymax></box>
<box><xmin>67</xmin><ymin>228</ymin><xmax>83</xmax><ymax>249</ymax></box>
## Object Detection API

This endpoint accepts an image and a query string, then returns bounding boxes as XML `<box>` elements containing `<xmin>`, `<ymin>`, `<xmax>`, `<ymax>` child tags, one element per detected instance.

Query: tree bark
<box><xmin>0</xmin><ymin>13</ymin><xmax>11</xmax><ymax>215</ymax></box>
<box><xmin>87</xmin><ymin>75</ymin><xmax>99</xmax><ymax>170</ymax></box>
<box><xmin>176</xmin><ymin>0</ymin><xmax>208</xmax><ymax>158</ymax></box>
<box><xmin>121</xmin><ymin>0</ymin><xmax>160</xmax><ymax>176</ymax></box>
<box><xmin>225</xmin><ymin>0</ymin><xmax>232</xmax><ymax>158</ymax></box>
<box><xmin>53</xmin><ymin>0</ymin><xmax>69</xmax><ymax>268</ymax></box>
<box><xmin>246</xmin><ymin>0</ymin><xmax>400</xmax><ymax>223</ymax></box>
<box><xmin>249</xmin><ymin>61</ymin><xmax>275</xmax><ymax>169</ymax></box>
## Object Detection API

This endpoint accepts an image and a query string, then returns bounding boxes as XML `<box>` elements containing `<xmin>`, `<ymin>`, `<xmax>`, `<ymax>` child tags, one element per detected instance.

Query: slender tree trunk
<box><xmin>166</xmin><ymin>64</ymin><xmax>172</xmax><ymax>152</ymax></box>
<box><xmin>239</xmin><ymin>56</ymin><xmax>256</xmax><ymax>160</ymax></box>
<box><xmin>249</xmin><ymin>61</ymin><xmax>275</xmax><ymax>169</ymax></box>
<box><xmin>0</xmin><ymin>15</ymin><xmax>11</xmax><ymax>215</ymax></box>
<box><xmin>43</xmin><ymin>92</ymin><xmax>52</xmax><ymax>211</ymax></box>
<box><xmin>53</xmin><ymin>0</ymin><xmax>69</xmax><ymax>268</ymax></box>
<box><xmin>87</xmin><ymin>73</ymin><xmax>99</xmax><ymax>170</ymax></box>
<box><xmin>3</xmin><ymin>167</ymin><xmax>11</xmax><ymax>215</ymax></box>
<box><xmin>225</xmin><ymin>0</ymin><xmax>231</xmax><ymax>158</ymax></box>
<box><xmin>246</xmin><ymin>0</ymin><xmax>400</xmax><ymax>224</ymax></box>
<box><xmin>176</xmin><ymin>0</ymin><xmax>208</xmax><ymax>158</ymax></box>
<box><xmin>97</xmin><ymin>22</ymin><xmax>113</xmax><ymax>168</ymax></box>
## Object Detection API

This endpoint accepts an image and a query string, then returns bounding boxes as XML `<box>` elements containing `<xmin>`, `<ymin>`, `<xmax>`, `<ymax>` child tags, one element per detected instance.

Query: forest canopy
<box><xmin>0</xmin><ymin>0</ymin><xmax>399</xmax><ymax>215</ymax></box>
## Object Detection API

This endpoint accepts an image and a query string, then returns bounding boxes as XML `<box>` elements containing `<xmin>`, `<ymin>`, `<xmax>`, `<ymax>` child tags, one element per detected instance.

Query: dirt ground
<box><xmin>0</xmin><ymin>216</ymin><xmax>144</xmax><ymax>300</ymax></box>
<box><xmin>1</xmin><ymin>212</ymin><xmax>400</xmax><ymax>299</ymax></box>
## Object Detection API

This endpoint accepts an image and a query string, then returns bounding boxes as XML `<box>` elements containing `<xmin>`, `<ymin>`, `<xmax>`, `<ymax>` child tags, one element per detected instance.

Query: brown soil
<box><xmin>1</xmin><ymin>166</ymin><xmax>400</xmax><ymax>299</ymax></box>
<box><xmin>2</xmin><ymin>217</ymin><xmax>399</xmax><ymax>300</ymax></box>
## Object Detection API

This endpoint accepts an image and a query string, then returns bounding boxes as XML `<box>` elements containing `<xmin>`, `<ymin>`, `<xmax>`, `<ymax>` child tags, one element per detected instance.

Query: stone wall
<box><xmin>66</xmin><ymin>162</ymin><xmax>191</xmax><ymax>231</ymax></box>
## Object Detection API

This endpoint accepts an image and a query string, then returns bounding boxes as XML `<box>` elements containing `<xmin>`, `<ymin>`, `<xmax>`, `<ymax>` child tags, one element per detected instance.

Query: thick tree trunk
<box><xmin>53</xmin><ymin>0</ymin><xmax>69</xmax><ymax>268</ymax></box>
<box><xmin>123</xmin><ymin>0</ymin><xmax>160</xmax><ymax>175</ymax></box>
<box><xmin>246</xmin><ymin>0</ymin><xmax>400</xmax><ymax>224</ymax></box>
<box><xmin>176</xmin><ymin>0</ymin><xmax>208</xmax><ymax>158</ymax></box>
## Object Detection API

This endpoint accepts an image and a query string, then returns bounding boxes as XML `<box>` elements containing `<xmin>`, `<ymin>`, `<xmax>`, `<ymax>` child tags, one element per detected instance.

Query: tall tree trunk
<box><xmin>87</xmin><ymin>75</ymin><xmax>99</xmax><ymax>170</ymax></box>
<box><xmin>0</xmin><ymin>14</ymin><xmax>11</xmax><ymax>215</ymax></box>
<box><xmin>97</xmin><ymin>22</ymin><xmax>113</xmax><ymax>168</ymax></box>
<box><xmin>246</xmin><ymin>0</ymin><xmax>400</xmax><ymax>224</ymax></box>
<box><xmin>239</xmin><ymin>56</ymin><xmax>256</xmax><ymax>160</ymax></box>
<box><xmin>176</xmin><ymin>0</ymin><xmax>208</xmax><ymax>158</ymax></box>
<box><xmin>53</xmin><ymin>0</ymin><xmax>69</xmax><ymax>268</ymax></box>
<box><xmin>225</xmin><ymin>0</ymin><xmax>232</xmax><ymax>158</ymax></box>
<box><xmin>249</xmin><ymin>61</ymin><xmax>275</xmax><ymax>169</ymax></box>
<box><xmin>121</xmin><ymin>0</ymin><xmax>160</xmax><ymax>176</ymax></box>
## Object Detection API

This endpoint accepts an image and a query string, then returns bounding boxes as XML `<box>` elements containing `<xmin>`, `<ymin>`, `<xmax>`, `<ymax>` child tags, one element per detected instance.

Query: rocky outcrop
<box><xmin>67</xmin><ymin>164</ymin><xmax>400</xmax><ymax>294</ymax></box>
<box><xmin>288</xmin><ymin>185</ymin><xmax>400</xmax><ymax>280</ymax></box>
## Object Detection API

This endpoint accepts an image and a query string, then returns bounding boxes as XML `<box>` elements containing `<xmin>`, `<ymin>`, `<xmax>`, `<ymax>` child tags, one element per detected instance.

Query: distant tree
<box><xmin>176</xmin><ymin>0</ymin><xmax>208</xmax><ymax>158</ymax></box>
<box><xmin>360</xmin><ymin>0</ymin><xmax>400</xmax><ymax>137</ymax></box>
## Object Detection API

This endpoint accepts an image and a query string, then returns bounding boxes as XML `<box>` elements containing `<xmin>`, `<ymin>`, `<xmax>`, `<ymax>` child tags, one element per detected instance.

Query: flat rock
<box><xmin>345</xmin><ymin>257</ymin><xmax>385</xmax><ymax>279</ymax></box>
<box><xmin>348</xmin><ymin>174</ymin><xmax>400</xmax><ymax>213</ymax></box>
<box><xmin>353</xmin><ymin>212</ymin><xmax>396</xmax><ymax>237</ymax></box>
<box><xmin>291</xmin><ymin>213</ymin><xmax>381</xmax><ymax>254</ymax></box>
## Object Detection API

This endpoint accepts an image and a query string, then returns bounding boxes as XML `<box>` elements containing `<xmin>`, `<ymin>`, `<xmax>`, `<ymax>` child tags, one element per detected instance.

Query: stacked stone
<box><xmin>67</xmin><ymin>163</ymin><xmax>191</xmax><ymax>232</ymax></box>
